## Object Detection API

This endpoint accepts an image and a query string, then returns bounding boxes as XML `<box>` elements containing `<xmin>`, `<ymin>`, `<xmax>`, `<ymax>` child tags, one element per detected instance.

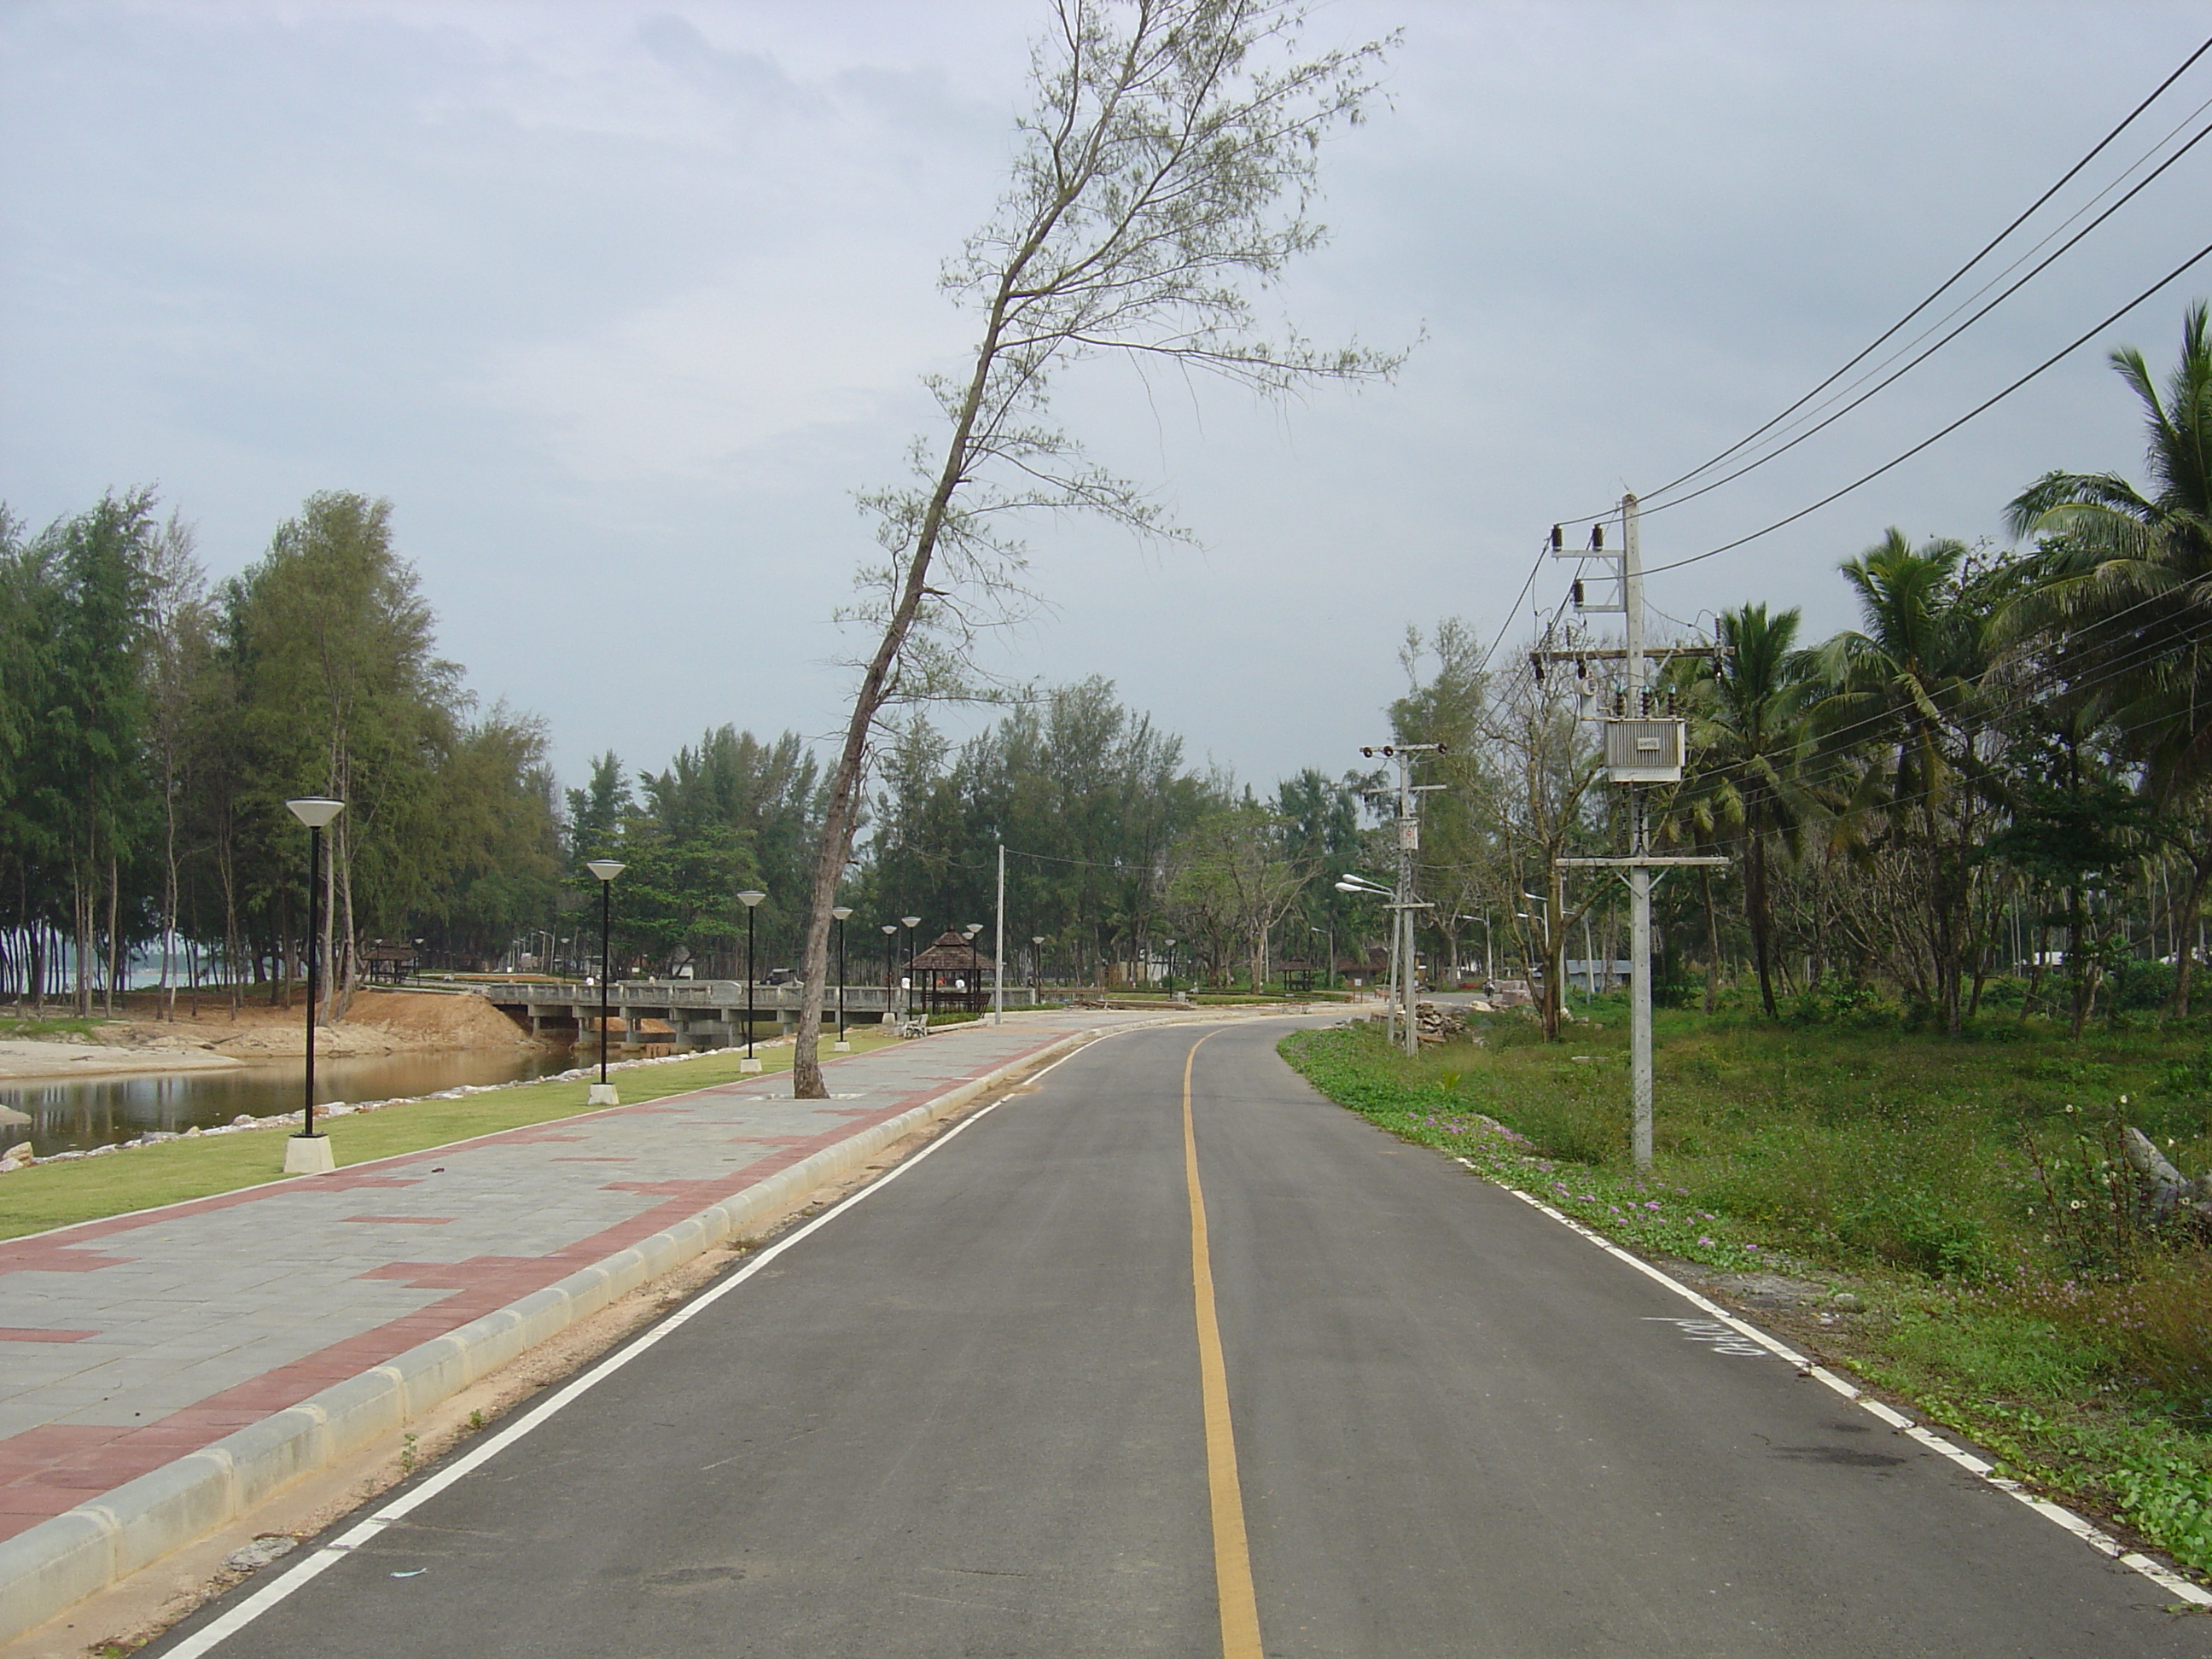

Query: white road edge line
<box><xmin>1454</xmin><ymin>1157</ymin><xmax>2212</xmax><ymax>1609</ymax></box>
<box><xmin>157</xmin><ymin>1062</ymin><xmax>1061</xmax><ymax>1658</ymax></box>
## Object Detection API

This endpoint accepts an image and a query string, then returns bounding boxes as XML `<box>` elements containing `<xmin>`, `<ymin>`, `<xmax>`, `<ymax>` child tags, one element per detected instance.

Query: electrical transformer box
<box><xmin>1603</xmin><ymin>718</ymin><xmax>1686</xmax><ymax>784</ymax></box>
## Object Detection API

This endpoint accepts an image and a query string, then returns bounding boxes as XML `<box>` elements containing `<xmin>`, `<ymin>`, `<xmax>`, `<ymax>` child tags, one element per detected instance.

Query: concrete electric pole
<box><xmin>1546</xmin><ymin>493</ymin><xmax>1726</xmax><ymax>1166</ymax></box>
<box><xmin>1358</xmin><ymin>742</ymin><xmax>1446</xmax><ymax>1057</ymax></box>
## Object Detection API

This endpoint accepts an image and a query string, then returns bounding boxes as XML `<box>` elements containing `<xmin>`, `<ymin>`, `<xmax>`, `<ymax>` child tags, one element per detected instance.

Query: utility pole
<box><xmin>1547</xmin><ymin>493</ymin><xmax>1726</xmax><ymax>1165</ymax></box>
<box><xmin>1622</xmin><ymin>495</ymin><xmax>1655</xmax><ymax>1164</ymax></box>
<box><xmin>992</xmin><ymin>841</ymin><xmax>1005</xmax><ymax>1026</ymax></box>
<box><xmin>1359</xmin><ymin>742</ymin><xmax>1446</xmax><ymax>1057</ymax></box>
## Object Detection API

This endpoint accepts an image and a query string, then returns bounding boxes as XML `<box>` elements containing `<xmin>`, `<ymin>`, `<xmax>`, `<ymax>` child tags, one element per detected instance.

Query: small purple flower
<box><xmin>1697</xmin><ymin>1237</ymin><xmax>1714</xmax><ymax>1248</ymax></box>
<box><xmin>1644</xmin><ymin>1200</ymin><xmax>1662</xmax><ymax>1211</ymax></box>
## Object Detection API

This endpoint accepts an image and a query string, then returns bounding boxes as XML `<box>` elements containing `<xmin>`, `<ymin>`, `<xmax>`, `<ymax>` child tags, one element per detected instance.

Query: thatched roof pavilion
<box><xmin>909</xmin><ymin>929</ymin><xmax>996</xmax><ymax>972</ymax></box>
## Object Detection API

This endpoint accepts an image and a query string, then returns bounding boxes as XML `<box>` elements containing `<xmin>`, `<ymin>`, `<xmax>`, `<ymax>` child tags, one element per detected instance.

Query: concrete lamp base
<box><xmin>833</xmin><ymin>1039</ymin><xmax>851</xmax><ymax>1053</ymax></box>
<box><xmin>283</xmin><ymin>1134</ymin><xmax>335</xmax><ymax>1176</ymax></box>
<box><xmin>738</xmin><ymin>1057</ymin><xmax>763</xmax><ymax>1074</ymax></box>
<box><xmin>586</xmin><ymin>1083</ymin><xmax>620</xmax><ymax>1106</ymax></box>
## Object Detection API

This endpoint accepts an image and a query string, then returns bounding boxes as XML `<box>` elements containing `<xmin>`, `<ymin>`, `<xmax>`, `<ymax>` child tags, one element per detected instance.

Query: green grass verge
<box><xmin>0</xmin><ymin>1032</ymin><xmax>900</xmax><ymax>1243</ymax></box>
<box><xmin>1280</xmin><ymin>1016</ymin><xmax>2212</xmax><ymax>1578</ymax></box>
<box><xmin>0</xmin><ymin>1016</ymin><xmax>108</xmax><ymax>1042</ymax></box>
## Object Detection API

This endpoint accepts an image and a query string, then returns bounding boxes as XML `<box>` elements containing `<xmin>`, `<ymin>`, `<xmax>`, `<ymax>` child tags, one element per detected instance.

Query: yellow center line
<box><xmin>1183</xmin><ymin>1031</ymin><xmax>1264</xmax><ymax>1659</ymax></box>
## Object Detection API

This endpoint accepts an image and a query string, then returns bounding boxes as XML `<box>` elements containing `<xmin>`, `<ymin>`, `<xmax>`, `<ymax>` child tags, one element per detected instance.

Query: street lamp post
<box><xmin>1312</xmin><ymin>924</ymin><xmax>1334</xmax><ymax>992</ymax></box>
<box><xmin>737</xmin><ymin>889</ymin><xmax>766</xmax><ymax>1072</ymax></box>
<box><xmin>1454</xmin><ymin>914</ymin><xmax>1492</xmax><ymax>986</ymax></box>
<box><xmin>1031</xmin><ymin>934</ymin><xmax>1045</xmax><ymax>1004</ymax></box>
<box><xmin>901</xmin><ymin>915</ymin><xmax>921</xmax><ymax>1023</ymax></box>
<box><xmin>585</xmin><ymin>860</ymin><xmax>626</xmax><ymax>1103</ymax></box>
<box><xmin>831</xmin><ymin>906</ymin><xmax>853</xmax><ymax>1051</ymax></box>
<box><xmin>283</xmin><ymin>797</ymin><xmax>344</xmax><ymax>1175</ymax></box>
<box><xmin>1339</xmin><ymin>870</ymin><xmax>1424</xmax><ymax>1056</ymax></box>
<box><xmin>1163</xmin><ymin>938</ymin><xmax>1176</xmax><ymax>999</ymax></box>
<box><xmin>881</xmin><ymin>924</ymin><xmax>899</xmax><ymax>1026</ymax></box>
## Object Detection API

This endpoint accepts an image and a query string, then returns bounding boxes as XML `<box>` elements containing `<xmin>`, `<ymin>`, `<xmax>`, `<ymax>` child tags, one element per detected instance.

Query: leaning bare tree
<box><xmin>789</xmin><ymin>0</ymin><xmax>1405</xmax><ymax>1096</ymax></box>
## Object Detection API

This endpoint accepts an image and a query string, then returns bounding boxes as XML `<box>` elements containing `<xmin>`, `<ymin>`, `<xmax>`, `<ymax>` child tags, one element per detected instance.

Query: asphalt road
<box><xmin>152</xmin><ymin>1019</ymin><xmax>2207</xmax><ymax>1657</ymax></box>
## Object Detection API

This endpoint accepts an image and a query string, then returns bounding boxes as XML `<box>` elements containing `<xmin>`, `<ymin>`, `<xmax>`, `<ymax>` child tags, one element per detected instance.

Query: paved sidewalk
<box><xmin>0</xmin><ymin>1010</ymin><xmax>1172</xmax><ymax>1545</ymax></box>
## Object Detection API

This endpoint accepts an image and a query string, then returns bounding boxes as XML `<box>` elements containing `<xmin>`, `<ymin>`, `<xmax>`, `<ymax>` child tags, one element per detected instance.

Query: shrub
<box><xmin>2022</xmin><ymin>1103</ymin><xmax>2169</xmax><ymax>1276</ymax></box>
<box><xmin>1784</xmin><ymin>979</ymin><xmax>1897</xmax><ymax>1030</ymax></box>
<box><xmin>2115</xmin><ymin>958</ymin><xmax>2177</xmax><ymax>1012</ymax></box>
<box><xmin>1704</xmin><ymin>1121</ymin><xmax>1995</xmax><ymax>1278</ymax></box>
<box><xmin>2106</xmin><ymin>1252</ymin><xmax>2212</xmax><ymax>1422</ymax></box>
<box><xmin>1508</xmin><ymin>1087</ymin><xmax>1625</xmax><ymax>1166</ymax></box>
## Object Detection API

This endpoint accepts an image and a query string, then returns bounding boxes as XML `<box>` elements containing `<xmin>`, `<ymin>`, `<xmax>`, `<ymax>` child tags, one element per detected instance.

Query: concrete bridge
<box><xmin>480</xmin><ymin>979</ymin><xmax>970</xmax><ymax>1048</ymax></box>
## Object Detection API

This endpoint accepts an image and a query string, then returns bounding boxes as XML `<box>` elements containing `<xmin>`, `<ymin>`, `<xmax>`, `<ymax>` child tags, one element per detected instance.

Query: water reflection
<box><xmin>1</xmin><ymin>1049</ymin><xmax>581</xmax><ymax>1154</ymax></box>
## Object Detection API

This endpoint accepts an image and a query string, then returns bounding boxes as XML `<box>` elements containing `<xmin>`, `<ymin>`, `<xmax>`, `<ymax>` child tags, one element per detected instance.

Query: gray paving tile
<box><xmin>0</xmin><ymin>1011</ymin><xmax>1172</xmax><ymax>1496</ymax></box>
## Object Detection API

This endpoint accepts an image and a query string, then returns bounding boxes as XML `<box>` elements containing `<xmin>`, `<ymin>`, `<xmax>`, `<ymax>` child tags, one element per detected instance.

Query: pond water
<box><xmin>0</xmin><ymin>1047</ymin><xmax>585</xmax><ymax>1155</ymax></box>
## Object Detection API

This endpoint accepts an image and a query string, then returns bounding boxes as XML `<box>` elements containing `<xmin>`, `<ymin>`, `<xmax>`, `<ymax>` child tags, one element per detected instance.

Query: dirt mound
<box><xmin>80</xmin><ymin>987</ymin><xmax>535</xmax><ymax>1057</ymax></box>
<box><xmin>345</xmin><ymin>990</ymin><xmax>534</xmax><ymax>1047</ymax></box>
<box><xmin>207</xmin><ymin>1024</ymin><xmax>408</xmax><ymax>1059</ymax></box>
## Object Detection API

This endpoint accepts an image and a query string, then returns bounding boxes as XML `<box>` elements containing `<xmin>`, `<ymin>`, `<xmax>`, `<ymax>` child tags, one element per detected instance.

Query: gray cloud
<box><xmin>3</xmin><ymin>0</ymin><xmax>2204</xmax><ymax>794</ymax></box>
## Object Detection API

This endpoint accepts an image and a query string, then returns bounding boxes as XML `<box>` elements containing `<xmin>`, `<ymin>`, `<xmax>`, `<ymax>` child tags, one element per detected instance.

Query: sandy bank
<box><xmin>0</xmin><ymin>1041</ymin><xmax>248</xmax><ymax>1082</ymax></box>
<box><xmin>0</xmin><ymin>989</ymin><xmax>541</xmax><ymax>1081</ymax></box>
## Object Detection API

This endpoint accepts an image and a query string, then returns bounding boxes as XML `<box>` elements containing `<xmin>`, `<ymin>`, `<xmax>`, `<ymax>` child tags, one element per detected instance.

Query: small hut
<box><xmin>908</xmin><ymin>929</ymin><xmax>997</xmax><ymax>1016</ymax></box>
<box><xmin>364</xmin><ymin>941</ymin><xmax>420</xmax><ymax>984</ymax></box>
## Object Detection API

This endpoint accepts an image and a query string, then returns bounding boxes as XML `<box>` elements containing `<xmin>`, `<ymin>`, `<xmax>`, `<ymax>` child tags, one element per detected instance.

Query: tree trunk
<box><xmin>330</xmin><ymin>817</ymin><xmax>358</xmax><ymax>1022</ymax></box>
<box><xmin>1747</xmin><ymin>831</ymin><xmax>1778</xmax><ymax>1018</ymax></box>
<box><xmin>2167</xmin><ymin>853</ymin><xmax>2209</xmax><ymax>1020</ymax></box>
<box><xmin>2068</xmin><ymin>886</ymin><xmax>2093</xmax><ymax>1039</ymax></box>
<box><xmin>104</xmin><ymin>853</ymin><xmax>120</xmax><ymax>1017</ymax></box>
<box><xmin>220</xmin><ymin>828</ymin><xmax>242</xmax><ymax>1018</ymax></box>
<box><xmin>72</xmin><ymin>877</ymin><xmax>91</xmax><ymax>1018</ymax></box>
<box><xmin>1700</xmin><ymin>868</ymin><xmax>1721</xmax><ymax>1016</ymax></box>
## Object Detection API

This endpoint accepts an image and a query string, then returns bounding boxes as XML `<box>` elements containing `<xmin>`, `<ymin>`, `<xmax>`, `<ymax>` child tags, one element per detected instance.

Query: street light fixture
<box><xmin>1337</xmin><ymin>870</ymin><xmax>1430</xmax><ymax>1052</ymax></box>
<box><xmin>585</xmin><ymin>859</ymin><xmax>626</xmax><ymax>1104</ymax></box>
<box><xmin>961</xmin><ymin>923</ymin><xmax>983</xmax><ymax>1016</ymax></box>
<box><xmin>737</xmin><ymin>889</ymin><xmax>766</xmax><ymax>1072</ymax></box>
<box><xmin>901</xmin><ymin>916</ymin><xmax>921</xmax><ymax>1022</ymax></box>
<box><xmin>1163</xmin><ymin>938</ymin><xmax>1176</xmax><ymax>998</ymax></box>
<box><xmin>831</xmin><ymin>906</ymin><xmax>853</xmax><ymax>1051</ymax></box>
<box><xmin>282</xmin><ymin>797</ymin><xmax>344</xmax><ymax>1175</ymax></box>
<box><xmin>1031</xmin><ymin>934</ymin><xmax>1045</xmax><ymax>1004</ymax></box>
<box><xmin>881</xmin><ymin>923</ymin><xmax>899</xmax><ymax>1025</ymax></box>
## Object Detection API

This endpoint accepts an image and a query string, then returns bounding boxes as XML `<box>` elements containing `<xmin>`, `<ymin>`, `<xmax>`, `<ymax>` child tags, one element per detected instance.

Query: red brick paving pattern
<box><xmin>0</xmin><ymin>1020</ymin><xmax>1098</xmax><ymax>1540</ymax></box>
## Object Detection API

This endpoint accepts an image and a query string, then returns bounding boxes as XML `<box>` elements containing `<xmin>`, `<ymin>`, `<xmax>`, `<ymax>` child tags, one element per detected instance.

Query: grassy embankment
<box><xmin>0</xmin><ymin>1015</ymin><xmax>109</xmax><ymax>1042</ymax></box>
<box><xmin>0</xmin><ymin>1031</ymin><xmax>900</xmax><ymax>1243</ymax></box>
<box><xmin>1280</xmin><ymin>1006</ymin><xmax>2212</xmax><ymax>1577</ymax></box>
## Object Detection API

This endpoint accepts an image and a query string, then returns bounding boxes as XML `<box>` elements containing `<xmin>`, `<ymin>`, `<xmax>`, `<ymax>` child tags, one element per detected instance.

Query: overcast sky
<box><xmin>4</xmin><ymin>1</ymin><xmax>2208</xmax><ymax>800</ymax></box>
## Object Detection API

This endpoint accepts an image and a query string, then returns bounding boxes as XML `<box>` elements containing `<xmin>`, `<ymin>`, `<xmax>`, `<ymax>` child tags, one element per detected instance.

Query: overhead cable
<box><xmin>1640</xmin><ymin>236</ymin><xmax>2212</xmax><ymax>576</ymax></box>
<box><xmin>1551</xmin><ymin>33</ymin><xmax>2212</xmax><ymax>528</ymax></box>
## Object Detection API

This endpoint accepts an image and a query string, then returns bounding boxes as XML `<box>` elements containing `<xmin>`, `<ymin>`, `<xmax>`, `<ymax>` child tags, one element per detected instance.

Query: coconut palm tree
<box><xmin>1701</xmin><ymin>604</ymin><xmax>1815</xmax><ymax>1017</ymax></box>
<box><xmin>1812</xmin><ymin>533</ymin><xmax>1996</xmax><ymax>1033</ymax></box>
<box><xmin>2005</xmin><ymin>302</ymin><xmax>2212</xmax><ymax>1013</ymax></box>
<box><xmin>2006</xmin><ymin>301</ymin><xmax>2211</xmax><ymax>789</ymax></box>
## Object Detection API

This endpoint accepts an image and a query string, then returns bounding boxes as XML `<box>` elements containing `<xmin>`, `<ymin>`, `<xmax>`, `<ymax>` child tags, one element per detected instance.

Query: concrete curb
<box><xmin>0</xmin><ymin>1015</ymin><xmax>1206</xmax><ymax>1644</ymax></box>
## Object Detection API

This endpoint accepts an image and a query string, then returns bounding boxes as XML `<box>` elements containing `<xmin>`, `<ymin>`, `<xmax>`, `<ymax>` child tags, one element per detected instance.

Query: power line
<box><xmin>1551</xmin><ymin>33</ymin><xmax>2212</xmax><ymax>528</ymax></box>
<box><xmin>1662</xmin><ymin>86</ymin><xmax>2212</xmax><ymax>498</ymax></box>
<box><xmin>1474</xmin><ymin>538</ymin><xmax>1556</xmax><ymax>679</ymax></box>
<box><xmin>1640</xmin><ymin>236</ymin><xmax>2212</xmax><ymax>576</ymax></box>
<box><xmin>1623</xmin><ymin>113</ymin><xmax>2212</xmax><ymax>522</ymax></box>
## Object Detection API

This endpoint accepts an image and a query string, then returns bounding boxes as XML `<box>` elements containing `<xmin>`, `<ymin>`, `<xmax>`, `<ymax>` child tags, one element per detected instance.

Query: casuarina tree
<box><xmin>789</xmin><ymin>0</ymin><xmax>1406</xmax><ymax>1097</ymax></box>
